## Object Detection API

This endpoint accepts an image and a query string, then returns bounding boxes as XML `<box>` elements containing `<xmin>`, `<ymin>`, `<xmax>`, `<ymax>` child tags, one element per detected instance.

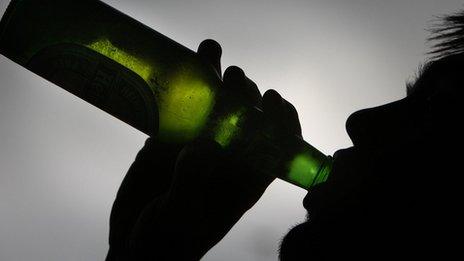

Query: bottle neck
<box><xmin>206</xmin><ymin>104</ymin><xmax>333</xmax><ymax>190</ymax></box>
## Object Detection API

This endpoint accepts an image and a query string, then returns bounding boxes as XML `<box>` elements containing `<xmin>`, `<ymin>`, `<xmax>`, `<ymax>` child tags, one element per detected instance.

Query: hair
<box><xmin>406</xmin><ymin>10</ymin><xmax>464</xmax><ymax>96</ymax></box>
<box><xmin>429</xmin><ymin>10</ymin><xmax>464</xmax><ymax>59</ymax></box>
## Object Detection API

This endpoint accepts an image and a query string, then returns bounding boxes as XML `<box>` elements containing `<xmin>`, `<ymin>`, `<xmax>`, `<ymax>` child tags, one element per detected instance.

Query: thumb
<box><xmin>169</xmin><ymin>139</ymin><xmax>224</xmax><ymax>200</ymax></box>
<box><xmin>197</xmin><ymin>39</ymin><xmax>222</xmax><ymax>77</ymax></box>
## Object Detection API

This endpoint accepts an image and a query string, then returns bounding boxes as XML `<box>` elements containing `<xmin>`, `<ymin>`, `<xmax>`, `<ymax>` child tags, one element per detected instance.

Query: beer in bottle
<box><xmin>0</xmin><ymin>0</ymin><xmax>332</xmax><ymax>189</ymax></box>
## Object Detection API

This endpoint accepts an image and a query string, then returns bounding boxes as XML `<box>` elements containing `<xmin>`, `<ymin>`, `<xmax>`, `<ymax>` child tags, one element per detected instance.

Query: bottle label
<box><xmin>27</xmin><ymin>43</ymin><xmax>158</xmax><ymax>135</ymax></box>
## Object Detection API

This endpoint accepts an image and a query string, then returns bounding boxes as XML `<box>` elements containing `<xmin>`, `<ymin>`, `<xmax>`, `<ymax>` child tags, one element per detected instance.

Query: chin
<box><xmin>279</xmin><ymin>221</ymin><xmax>325</xmax><ymax>261</ymax></box>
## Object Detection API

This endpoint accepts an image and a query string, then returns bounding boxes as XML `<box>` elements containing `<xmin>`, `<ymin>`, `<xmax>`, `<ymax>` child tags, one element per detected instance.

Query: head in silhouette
<box><xmin>279</xmin><ymin>12</ymin><xmax>464</xmax><ymax>260</ymax></box>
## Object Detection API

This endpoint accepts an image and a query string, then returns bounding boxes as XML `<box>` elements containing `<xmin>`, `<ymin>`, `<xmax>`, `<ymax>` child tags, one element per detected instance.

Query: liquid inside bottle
<box><xmin>0</xmin><ymin>0</ymin><xmax>332</xmax><ymax>190</ymax></box>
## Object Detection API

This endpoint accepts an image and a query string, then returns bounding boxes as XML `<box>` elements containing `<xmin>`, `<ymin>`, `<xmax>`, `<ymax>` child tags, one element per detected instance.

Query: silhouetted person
<box><xmin>106</xmin><ymin>12</ymin><xmax>464</xmax><ymax>260</ymax></box>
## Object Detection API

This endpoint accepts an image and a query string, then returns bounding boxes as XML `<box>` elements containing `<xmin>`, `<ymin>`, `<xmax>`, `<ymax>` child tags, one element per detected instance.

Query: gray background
<box><xmin>0</xmin><ymin>0</ymin><xmax>462</xmax><ymax>260</ymax></box>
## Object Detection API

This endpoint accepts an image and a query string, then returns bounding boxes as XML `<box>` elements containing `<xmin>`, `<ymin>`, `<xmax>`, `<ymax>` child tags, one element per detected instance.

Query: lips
<box><xmin>301</xmin><ymin>146</ymin><xmax>370</xmax><ymax>215</ymax></box>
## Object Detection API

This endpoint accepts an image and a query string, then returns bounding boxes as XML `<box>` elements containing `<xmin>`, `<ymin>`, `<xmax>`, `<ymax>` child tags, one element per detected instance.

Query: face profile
<box><xmin>280</xmin><ymin>13</ymin><xmax>464</xmax><ymax>260</ymax></box>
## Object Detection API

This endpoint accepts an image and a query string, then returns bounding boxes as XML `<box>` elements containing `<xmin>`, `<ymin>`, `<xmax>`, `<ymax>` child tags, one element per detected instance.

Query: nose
<box><xmin>345</xmin><ymin>98</ymin><xmax>410</xmax><ymax>148</ymax></box>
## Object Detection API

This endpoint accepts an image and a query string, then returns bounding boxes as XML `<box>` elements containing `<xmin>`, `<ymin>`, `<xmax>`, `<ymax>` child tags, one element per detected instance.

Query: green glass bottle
<box><xmin>0</xmin><ymin>0</ymin><xmax>332</xmax><ymax>190</ymax></box>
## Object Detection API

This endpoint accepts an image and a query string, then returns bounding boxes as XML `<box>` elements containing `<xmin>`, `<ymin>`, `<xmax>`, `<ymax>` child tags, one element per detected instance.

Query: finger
<box><xmin>244</xmin><ymin>76</ymin><xmax>262</xmax><ymax>108</ymax></box>
<box><xmin>197</xmin><ymin>39</ymin><xmax>222</xmax><ymax>77</ymax></box>
<box><xmin>263</xmin><ymin>89</ymin><xmax>286</xmax><ymax>133</ymax></box>
<box><xmin>108</xmin><ymin>138</ymin><xmax>183</xmax><ymax>247</ymax></box>
<box><xmin>223</xmin><ymin>66</ymin><xmax>262</xmax><ymax>108</ymax></box>
<box><xmin>283</xmin><ymin>99</ymin><xmax>302</xmax><ymax>136</ymax></box>
<box><xmin>172</xmin><ymin>139</ymin><xmax>223</xmax><ymax>195</ymax></box>
<box><xmin>263</xmin><ymin>90</ymin><xmax>302</xmax><ymax>136</ymax></box>
<box><xmin>115</xmin><ymin>138</ymin><xmax>182</xmax><ymax>201</ymax></box>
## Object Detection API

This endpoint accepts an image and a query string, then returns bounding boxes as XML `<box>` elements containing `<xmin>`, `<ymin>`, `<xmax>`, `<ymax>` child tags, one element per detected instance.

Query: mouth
<box><xmin>301</xmin><ymin>146</ymin><xmax>363</xmax><ymax>212</ymax></box>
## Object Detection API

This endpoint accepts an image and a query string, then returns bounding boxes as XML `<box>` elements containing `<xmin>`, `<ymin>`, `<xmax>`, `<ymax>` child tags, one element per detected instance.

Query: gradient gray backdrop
<box><xmin>1</xmin><ymin>0</ymin><xmax>462</xmax><ymax>260</ymax></box>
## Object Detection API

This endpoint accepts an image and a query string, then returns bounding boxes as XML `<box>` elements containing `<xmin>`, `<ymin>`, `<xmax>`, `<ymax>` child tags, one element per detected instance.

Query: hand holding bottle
<box><xmin>107</xmin><ymin>40</ymin><xmax>303</xmax><ymax>260</ymax></box>
<box><xmin>105</xmin><ymin>39</ymin><xmax>221</xmax><ymax>260</ymax></box>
